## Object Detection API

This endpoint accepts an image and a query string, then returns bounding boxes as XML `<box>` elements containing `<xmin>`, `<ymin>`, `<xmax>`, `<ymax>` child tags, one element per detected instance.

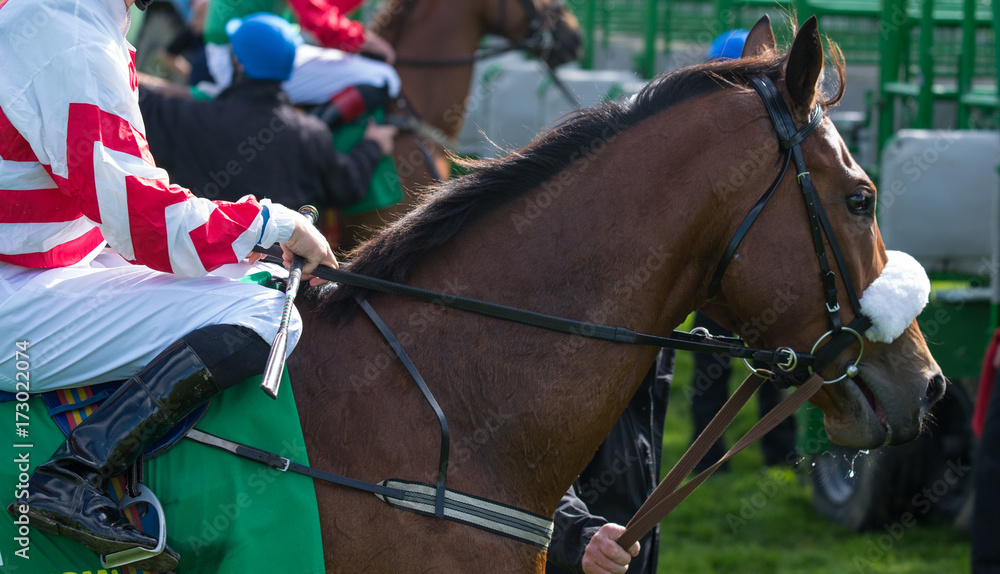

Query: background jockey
<box><xmin>0</xmin><ymin>0</ymin><xmax>337</xmax><ymax>570</ymax></box>
<box><xmin>202</xmin><ymin>0</ymin><xmax>401</xmax><ymax>125</ymax></box>
<box><xmin>138</xmin><ymin>13</ymin><xmax>398</xmax><ymax>208</ymax></box>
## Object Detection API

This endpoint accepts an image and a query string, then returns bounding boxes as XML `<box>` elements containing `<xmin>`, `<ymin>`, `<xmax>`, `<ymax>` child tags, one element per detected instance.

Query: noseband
<box><xmin>707</xmin><ymin>75</ymin><xmax>872</xmax><ymax>388</ymax></box>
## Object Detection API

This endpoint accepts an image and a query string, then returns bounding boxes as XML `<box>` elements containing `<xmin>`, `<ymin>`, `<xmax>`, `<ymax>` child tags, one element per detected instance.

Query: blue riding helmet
<box><xmin>225</xmin><ymin>13</ymin><xmax>302</xmax><ymax>82</ymax></box>
<box><xmin>707</xmin><ymin>29</ymin><xmax>749</xmax><ymax>61</ymax></box>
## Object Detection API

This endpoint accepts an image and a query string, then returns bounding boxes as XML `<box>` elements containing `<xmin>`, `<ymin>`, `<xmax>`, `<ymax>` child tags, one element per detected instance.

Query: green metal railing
<box><xmin>569</xmin><ymin>0</ymin><xmax>893</xmax><ymax>77</ymax></box>
<box><xmin>567</xmin><ymin>0</ymin><xmax>997</xmax><ymax>145</ymax></box>
<box><xmin>878</xmin><ymin>0</ymin><xmax>998</xmax><ymax>158</ymax></box>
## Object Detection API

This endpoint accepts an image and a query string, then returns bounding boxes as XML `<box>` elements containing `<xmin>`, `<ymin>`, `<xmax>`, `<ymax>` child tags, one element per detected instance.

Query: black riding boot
<box><xmin>9</xmin><ymin>339</ymin><xmax>220</xmax><ymax>572</ymax></box>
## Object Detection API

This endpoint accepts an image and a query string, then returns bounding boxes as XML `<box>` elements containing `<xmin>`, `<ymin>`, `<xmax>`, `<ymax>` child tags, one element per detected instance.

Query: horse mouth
<box><xmin>816</xmin><ymin>366</ymin><xmax>894</xmax><ymax>448</ymax></box>
<box><xmin>852</xmin><ymin>372</ymin><xmax>889</xmax><ymax>436</ymax></box>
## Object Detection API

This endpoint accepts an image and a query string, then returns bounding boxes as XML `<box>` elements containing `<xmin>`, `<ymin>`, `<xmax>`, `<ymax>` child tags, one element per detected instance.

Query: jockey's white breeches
<box><xmin>0</xmin><ymin>251</ymin><xmax>300</xmax><ymax>392</ymax></box>
<box><xmin>205</xmin><ymin>42</ymin><xmax>401</xmax><ymax>105</ymax></box>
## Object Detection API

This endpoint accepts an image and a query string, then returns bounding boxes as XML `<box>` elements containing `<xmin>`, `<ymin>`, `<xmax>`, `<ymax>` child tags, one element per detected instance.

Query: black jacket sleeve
<box><xmin>546</xmin><ymin>485</ymin><xmax>607</xmax><ymax>573</ymax></box>
<box><xmin>137</xmin><ymin>86</ymin><xmax>181</xmax><ymax>174</ymax></box>
<box><xmin>301</xmin><ymin>116</ymin><xmax>383</xmax><ymax>209</ymax></box>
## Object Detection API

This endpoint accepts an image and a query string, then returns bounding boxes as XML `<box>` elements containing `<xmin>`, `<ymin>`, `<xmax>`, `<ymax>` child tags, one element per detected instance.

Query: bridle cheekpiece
<box><xmin>706</xmin><ymin>75</ymin><xmax>873</xmax><ymax>388</ymax></box>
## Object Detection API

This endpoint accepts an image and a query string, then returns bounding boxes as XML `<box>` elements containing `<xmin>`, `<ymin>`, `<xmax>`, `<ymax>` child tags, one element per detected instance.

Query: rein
<box><xmin>295</xmin><ymin>260</ymin><xmax>814</xmax><ymax>370</ymax></box>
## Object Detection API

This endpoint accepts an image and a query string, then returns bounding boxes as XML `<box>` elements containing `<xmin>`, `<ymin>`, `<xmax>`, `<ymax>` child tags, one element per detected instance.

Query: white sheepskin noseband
<box><xmin>859</xmin><ymin>250</ymin><xmax>930</xmax><ymax>343</ymax></box>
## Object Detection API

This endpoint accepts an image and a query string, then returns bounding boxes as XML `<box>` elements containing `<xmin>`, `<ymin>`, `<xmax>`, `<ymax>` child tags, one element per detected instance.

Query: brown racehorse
<box><xmin>339</xmin><ymin>0</ymin><xmax>582</xmax><ymax>251</ymax></box>
<box><xmin>290</xmin><ymin>17</ymin><xmax>944</xmax><ymax>572</ymax></box>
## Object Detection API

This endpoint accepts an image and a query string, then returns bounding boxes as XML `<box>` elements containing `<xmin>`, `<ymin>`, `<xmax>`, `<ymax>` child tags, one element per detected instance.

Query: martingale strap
<box><xmin>355</xmin><ymin>295</ymin><xmax>451</xmax><ymax>519</ymax></box>
<box><xmin>184</xmin><ymin>428</ymin><xmax>555</xmax><ymax>549</ymax></box>
<box><xmin>374</xmin><ymin>479</ymin><xmax>554</xmax><ymax>549</ymax></box>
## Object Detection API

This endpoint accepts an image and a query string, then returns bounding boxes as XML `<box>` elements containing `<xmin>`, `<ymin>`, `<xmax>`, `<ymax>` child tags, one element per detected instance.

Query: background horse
<box><xmin>290</xmin><ymin>16</ymin><xmax>943</xmax><ymax>571</ymax></box>
<box><xmin>340</xmin><ymin>0</ymin><xmax>582</xmax><ymax>250</ymax></box>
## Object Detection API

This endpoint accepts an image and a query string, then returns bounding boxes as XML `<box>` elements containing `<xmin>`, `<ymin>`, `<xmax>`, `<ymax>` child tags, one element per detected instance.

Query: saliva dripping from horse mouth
<box><xmin>845</xmin><ymin>448</ymin><xmax>872</xmax><ymax>479</ymax></box>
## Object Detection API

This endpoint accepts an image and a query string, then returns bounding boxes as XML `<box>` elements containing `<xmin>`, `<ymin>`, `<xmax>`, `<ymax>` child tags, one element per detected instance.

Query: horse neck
<box><xmin>385</xmin><ymin>0</ymin><xmax>485</xmax><ymax>139</ymax></box>
<box><xmin>389</xmin><ymin>104</ymin><xmax>740</xmax><ymax>514</ymax></box>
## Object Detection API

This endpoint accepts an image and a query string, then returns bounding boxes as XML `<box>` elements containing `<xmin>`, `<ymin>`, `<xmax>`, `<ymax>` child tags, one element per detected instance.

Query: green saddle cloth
<box><xmin>0</xmin><ymin>373</ymin><xmax>326</xmax><ymax>573</ymax></box>
<box><xmin>335</xmin><ymin>109</ymin><xmax>403</xmax><ymax>215</ymax></box>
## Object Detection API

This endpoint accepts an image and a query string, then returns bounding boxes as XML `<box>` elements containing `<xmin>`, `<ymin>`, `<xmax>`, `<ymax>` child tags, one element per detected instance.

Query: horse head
<box><xmin>483</xmin><ymin>0</ymin><xmax>582</xmax><ymax>69</ymax></box>
<box><xmin>701</xmin><ymin>16</ymin><xmax>944</xmax><ymax>449</ymax></box>
<box><xmin>372</xmin><ymin>0</ymin><xmax>580</xmax><ymax>70</ymax></box>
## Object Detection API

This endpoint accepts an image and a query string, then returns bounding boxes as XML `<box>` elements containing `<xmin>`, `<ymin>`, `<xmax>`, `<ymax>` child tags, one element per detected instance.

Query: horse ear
<box><xmin>741</xmin><ymin>16</ymin><xmax>776</xmax><ymax>58</ymax></box>
<box><xmin>785</xmin><ymin>16</ymin><xmax>823</xmax><ymax>113</ymax></box>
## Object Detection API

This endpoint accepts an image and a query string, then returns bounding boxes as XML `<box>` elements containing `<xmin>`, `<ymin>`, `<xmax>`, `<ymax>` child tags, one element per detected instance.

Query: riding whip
<box><xmin>260</xmin><ymin>204</ymin><xmax>319</xmax><ymax>399</ymax></box>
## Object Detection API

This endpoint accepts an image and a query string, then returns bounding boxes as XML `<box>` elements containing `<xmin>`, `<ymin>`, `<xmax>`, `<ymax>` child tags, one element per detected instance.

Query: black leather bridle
<box><xmin>707</xmin><ymin>75</ymin><xmax>873</xmax><ymax>388</ymax></box>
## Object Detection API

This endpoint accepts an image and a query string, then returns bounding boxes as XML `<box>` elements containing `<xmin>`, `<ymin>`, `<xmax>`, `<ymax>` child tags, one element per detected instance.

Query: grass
<box><xmin>654</xmin><ymin>348</ymin><xmax>972</xmax><ymax>574</ymax></box>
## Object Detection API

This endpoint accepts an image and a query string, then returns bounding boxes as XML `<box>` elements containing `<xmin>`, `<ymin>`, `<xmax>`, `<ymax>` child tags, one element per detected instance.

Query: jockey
<box><xmin>139</xmin><ymin>13</ymin><xmax>397</xmax><ymax>207</ymax></box>
<box><xmin>202</xmin><ymin>0</ymin><xmax>401</xmax><ymax>123</ymax></box>
<box><xmin>0</xmin><ymin>0</ymin><xmax>337</xmax><ymax>570</ymax></box>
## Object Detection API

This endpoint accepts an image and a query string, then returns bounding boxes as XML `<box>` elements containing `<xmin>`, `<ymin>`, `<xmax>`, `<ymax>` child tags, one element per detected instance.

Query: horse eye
<box><xmin>847</xmin><ymin>192</ymin><xmax>873</xmax><ymax>214</ymax></box>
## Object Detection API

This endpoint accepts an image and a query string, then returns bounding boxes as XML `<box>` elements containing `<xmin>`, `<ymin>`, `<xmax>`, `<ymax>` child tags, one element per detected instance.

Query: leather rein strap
<box><xmin>616</xmin><ymin>373</ymin><xmax>824</xmax><ymax>550</ymax></box>
<box><xmin>298</xmin><ymin>262</ymin><xmax>813</xmax><ymax>370</ymax></box>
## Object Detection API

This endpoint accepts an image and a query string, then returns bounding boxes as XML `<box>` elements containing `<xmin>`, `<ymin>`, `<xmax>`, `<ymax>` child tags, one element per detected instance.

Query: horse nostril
<box><xmin>923</xmin><ymin>373</ymin><xmax>946</xmax><ymax>407</ymax></box>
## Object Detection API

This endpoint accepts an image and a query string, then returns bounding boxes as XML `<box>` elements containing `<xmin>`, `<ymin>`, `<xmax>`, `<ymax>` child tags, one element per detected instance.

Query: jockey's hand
<box><xmin>246</xmin><ymin>251</ymin><xmax>265</xmax><ymax>265</ymax></box>
<box><xmin>281</xmin><ymin>212</ymin><xmax>339</xmax><ymax>286</ymax></box>
<box><xmin>362</xmin><ymin>31</ymin><xmax>396</xmax><ymax>65</ymax></box>
<box><xmin>364</xmin><ymin>119</ymin><xmax>398</xmax><ymax>156</ymax></box>
<box><xmin>582</xmin><ymin>524</ymin><xmax>639</xmax><ymax>574</ymax></box>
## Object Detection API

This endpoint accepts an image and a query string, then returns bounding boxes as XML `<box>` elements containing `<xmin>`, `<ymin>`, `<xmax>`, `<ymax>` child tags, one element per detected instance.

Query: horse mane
<box><xmin>315</xmin><ymin>33</ymin><xmax>846</xmax><ymax>322</ymax></box>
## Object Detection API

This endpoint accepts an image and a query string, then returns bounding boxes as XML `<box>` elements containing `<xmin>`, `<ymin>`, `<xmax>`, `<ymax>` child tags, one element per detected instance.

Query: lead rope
<box><xmin>616</xmin><ymin>373</ymin><xmax>823</xmax><ymax>550</ymax></box>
